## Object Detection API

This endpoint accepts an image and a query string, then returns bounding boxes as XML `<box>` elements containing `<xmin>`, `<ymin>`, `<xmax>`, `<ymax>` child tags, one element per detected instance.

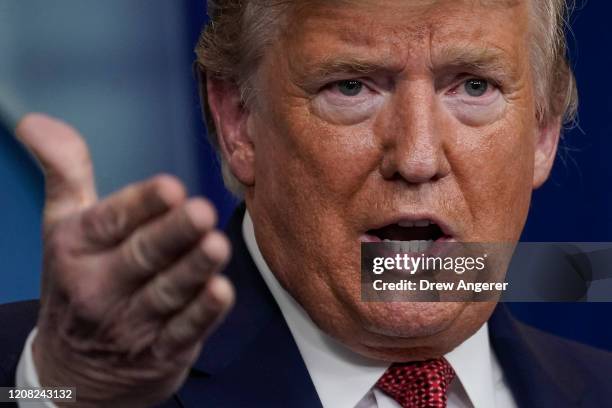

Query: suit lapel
<box><xmin>489</xmin><ymin>304</ymin><xmax>586</xmax><ymax>407</ymax></box>
<box><xmin>176</xmin><ymin>204</ymin><xmax>322</xmax><ymax>407</ymax></box>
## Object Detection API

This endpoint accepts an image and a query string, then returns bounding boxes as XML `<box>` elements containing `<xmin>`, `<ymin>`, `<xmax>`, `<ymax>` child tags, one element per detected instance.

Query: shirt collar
<box><xmin>243</xmin><ymin>210</ymin><xmax>498</xmax><ymax>408</ymax></box>
<box><xmin>445</xmin><ymin>322</ymin><xmax>499</xmax><ymax>408</ymax></box>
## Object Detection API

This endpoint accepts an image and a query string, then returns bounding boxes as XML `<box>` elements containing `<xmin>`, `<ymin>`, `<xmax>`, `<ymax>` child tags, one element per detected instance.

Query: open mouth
<box><xmin>364</xmin><ymin>219</ymin><xmax>450</xmax><ymax>252</ymax></box>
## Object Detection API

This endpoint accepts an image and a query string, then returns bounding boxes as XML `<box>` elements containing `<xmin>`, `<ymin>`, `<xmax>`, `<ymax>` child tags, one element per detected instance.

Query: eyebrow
<box><xmin>432</xmin><ymin>44</ymin><xmax>518</xmax><ymax>83</ymax></box>
<box><xmin>291</xmin><ymin>43</ymin><xmax>519</xmax><ymax>91</ymax></box>
<box><xmin>291</xmin><ymin>55</ymin><xmax>404</xmax><ymax>90</ymax></box>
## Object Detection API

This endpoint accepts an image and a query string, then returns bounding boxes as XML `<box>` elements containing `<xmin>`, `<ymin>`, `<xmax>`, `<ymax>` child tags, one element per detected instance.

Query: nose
<box><xmin>379</xmin><ymin>82</ymin><xmax>450</xmax><ymax>184</ymax></box>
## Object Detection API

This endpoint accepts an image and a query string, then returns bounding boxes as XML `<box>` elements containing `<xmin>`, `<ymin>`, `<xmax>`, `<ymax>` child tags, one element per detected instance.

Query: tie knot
<box><xmin>376</xmin><ymin>358</ymin><xmax>456</xmax><ymax>408</ymax></box>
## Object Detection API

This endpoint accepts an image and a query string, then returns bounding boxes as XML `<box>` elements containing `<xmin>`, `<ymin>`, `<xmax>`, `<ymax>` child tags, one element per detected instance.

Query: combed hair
<box><xmin>195</xmin><ymin>0</ymin><xmax>578</xmax><ymax>196</ymax></box>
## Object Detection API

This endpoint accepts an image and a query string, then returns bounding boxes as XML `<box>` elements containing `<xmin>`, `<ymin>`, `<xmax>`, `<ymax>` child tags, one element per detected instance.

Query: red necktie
<box><xmin>376</xmin><ymin>358</ymin><xmax>456</xmax><ymax>408</ymax></box>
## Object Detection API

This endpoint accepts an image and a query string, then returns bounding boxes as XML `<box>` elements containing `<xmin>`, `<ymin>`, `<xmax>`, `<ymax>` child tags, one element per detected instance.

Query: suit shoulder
<box><xmin>0</xmin><ymin>300</ymin><xmax>39</xmax><ymax>386</ymax></box>
<box><xmin>516</xmin><ymin>319</ymin><xmax>612</xmax><ymax>386</ymax></box>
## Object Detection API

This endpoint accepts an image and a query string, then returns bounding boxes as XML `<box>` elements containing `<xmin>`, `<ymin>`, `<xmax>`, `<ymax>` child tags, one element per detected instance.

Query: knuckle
<box><xmin>81</xmin><ymin>204</ymin><xmax>127</xmax><ymax>244</ymax></box>
<box><xmin>153</xmin><ymin>331</ymin><xmax>184</xmax><ymax>361</ymax></box>
<box><xmin>66</xmin><ymin>282</ymin><xmax>106</xmax><ymax>323</ymax></box>
<box><xmin>148</xmin><ymin>276</ymin><xmax>183</xmax><ymax>315</ymax></box>
<box><xmin>189</xmin><ymin>245</ymin><xmax>214</xmax><ymax>273</ymax></box>
<box><xmin>124</xmin><ymin>231</ymin><xmax>157</xmax><ymax>273</ymax></box>
<box><xmin>166</xmin><ymin>322</ymin><xmax>191</xmax><ymax>345</ymax></box>
<box><xmin>186</xmin><ymin>306</ymin><xmax>206</xmax><ymax>328</ymax></box>
<box><xmin>176</xmin><ymin>263</ymin><xmax>208</xmax><ymax>292</ymax></box>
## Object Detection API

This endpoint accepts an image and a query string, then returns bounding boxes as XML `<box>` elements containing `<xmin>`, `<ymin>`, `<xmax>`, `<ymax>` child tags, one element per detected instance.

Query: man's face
<box><xmin>237</xmin><ymin>0</ymin><xmax>558</xmax><ymax>359</ymax></box>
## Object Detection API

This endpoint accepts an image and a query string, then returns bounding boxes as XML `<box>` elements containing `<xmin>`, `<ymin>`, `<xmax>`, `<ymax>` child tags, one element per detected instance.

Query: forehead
<box><xmin>286</xmin><ymin>0</ymin><xmax>527</xmax><ymax>33</ymax></box>
<box><xmin>280</xmin><ymin>0</ymin><xmax>530</xmax><ymax>70</ymax></box>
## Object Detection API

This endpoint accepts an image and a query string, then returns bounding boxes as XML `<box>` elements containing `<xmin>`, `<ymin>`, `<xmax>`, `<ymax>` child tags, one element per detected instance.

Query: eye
<box><xmin>443</xmin><ymin>76</ymin><xmax>505</xmax><ymax>126</ymax></box>
<box><xmin>314</xmin><ymin>78</ymin><xmax>383</xmax><ymax>125</ymax></box>
<box><xmin>464</xmin><ymin>78</ymin><xmax>488</xmax><ymax>97</ymax></box>
<box><xmin>335</xmin><ymin>79</ymin><xmax>364</xmax><ymax>96</ymax></box>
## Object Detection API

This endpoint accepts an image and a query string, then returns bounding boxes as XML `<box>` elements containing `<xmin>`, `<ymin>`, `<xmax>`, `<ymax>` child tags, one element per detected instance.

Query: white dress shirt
<box><xmin>16</xmin><ymin>211</ymin><xmax>517</xmax><ymax>408</ymax></box>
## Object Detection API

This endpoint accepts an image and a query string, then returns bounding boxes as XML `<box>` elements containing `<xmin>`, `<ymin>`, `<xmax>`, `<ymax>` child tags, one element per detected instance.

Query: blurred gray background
<box><xmin>0</xmin><ymin>0</ymin><xmax>204</xmax><ymax>196</ymax></box>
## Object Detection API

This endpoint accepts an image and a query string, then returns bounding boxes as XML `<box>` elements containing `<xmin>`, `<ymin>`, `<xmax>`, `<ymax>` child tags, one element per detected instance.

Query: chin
<box><xmin>357</xmin><ymin>301</ymin><xmax>466</xmax><ymax>339</ymax></box>
<box><xmin>326</xmin><ymin>300</ymin><xmax>495</xmax><ymax>361</ymax></box>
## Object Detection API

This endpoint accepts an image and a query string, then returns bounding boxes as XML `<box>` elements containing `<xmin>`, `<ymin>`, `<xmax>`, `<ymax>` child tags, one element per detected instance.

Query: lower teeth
<box><xmin>382</xmin><ymin>239</ymin><xmax>434</xmax><ymax>252</ymax></box>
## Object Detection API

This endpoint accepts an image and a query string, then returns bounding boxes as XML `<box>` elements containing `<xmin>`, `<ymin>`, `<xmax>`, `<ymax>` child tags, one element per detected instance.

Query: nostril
<box><xmin>380</xmin><ymin>157</ymin><xmax>445</xmax><ymax>184</ymax></box>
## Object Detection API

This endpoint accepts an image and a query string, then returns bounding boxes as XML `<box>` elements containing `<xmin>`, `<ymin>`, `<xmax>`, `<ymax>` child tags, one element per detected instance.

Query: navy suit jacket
<box><xmin>1</xmin><ymin>205</ymin><xmax>612</xmax><ymax>407</ymax></box>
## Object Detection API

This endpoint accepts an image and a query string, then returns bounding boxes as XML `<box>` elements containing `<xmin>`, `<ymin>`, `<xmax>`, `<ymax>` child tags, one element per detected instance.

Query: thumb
<box><xmin>15</xmin><ymin>113</ymin><xmax>98</xmax><ymax>226</ymax></box>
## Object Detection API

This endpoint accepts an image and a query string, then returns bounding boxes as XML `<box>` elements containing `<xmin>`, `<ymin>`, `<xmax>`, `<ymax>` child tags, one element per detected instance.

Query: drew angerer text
<box><xmin>372</xmin><ymin>279</ymin><xmax>508</xmax><ymax>292</ymax></box>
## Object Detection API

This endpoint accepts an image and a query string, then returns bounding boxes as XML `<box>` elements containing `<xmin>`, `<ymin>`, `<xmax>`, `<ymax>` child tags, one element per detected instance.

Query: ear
<box><xmin>206</xmin><ymin>76</ymin><xmax>256</xmax><ymax>187</ymax></box>
<box><xmin>532</xmin><ymin>117</ymin><xmax>562</xmax><ymax>189</ymax></box>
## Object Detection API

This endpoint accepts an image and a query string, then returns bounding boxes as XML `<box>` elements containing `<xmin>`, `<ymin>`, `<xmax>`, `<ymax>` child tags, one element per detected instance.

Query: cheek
<box><xmin>257</xmin><ymin>107</ymin><xmax>381</xmax><ymax>201</ymax></box>
<box><xmin>450</xmin><ymin>118</ymin><xmax>535</xmax><ymax>239</ymax></box>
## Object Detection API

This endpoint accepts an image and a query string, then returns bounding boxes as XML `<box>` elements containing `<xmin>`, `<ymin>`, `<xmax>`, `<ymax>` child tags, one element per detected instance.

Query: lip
<box><xmin>359</xmin><ymin>212</ymin><xmax>458</xmax><ymax>261</ymax></box>
<box><xmin>360</xmin><ymin>212</ymin><xmax>458</xmax><ymax>240</ymax></box>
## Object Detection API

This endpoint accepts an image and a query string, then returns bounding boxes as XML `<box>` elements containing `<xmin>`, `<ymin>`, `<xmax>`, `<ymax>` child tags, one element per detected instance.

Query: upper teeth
<box><xmin>382</xmin><ymin>239</ymin><xmax>434</xmax><ymax>253</ymax></box>
<box><xmin>398</xmin><ymin>219</ymin><xmax>431</xmax><ymax>227</ymax></box>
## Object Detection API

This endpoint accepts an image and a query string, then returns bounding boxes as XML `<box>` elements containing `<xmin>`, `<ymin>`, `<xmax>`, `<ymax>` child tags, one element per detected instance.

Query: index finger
<box><xmin>80</xmin><ymin>174</ymin><xmax>187</xmax><ymax>248</ymax></box>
